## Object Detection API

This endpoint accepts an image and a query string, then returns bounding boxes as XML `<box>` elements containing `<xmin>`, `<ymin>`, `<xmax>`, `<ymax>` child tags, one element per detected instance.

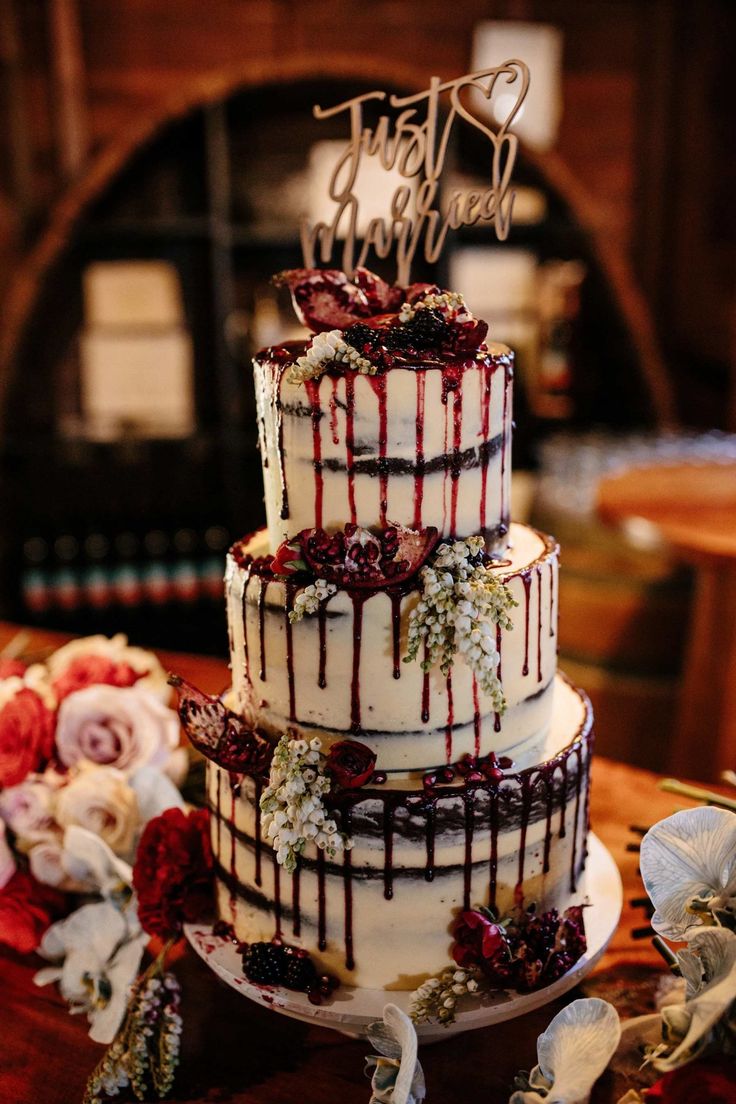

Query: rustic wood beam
<box><xmin>48</xmin><ymin>0</ymin><xmax>88</xmax><ymax>181</ymax></box>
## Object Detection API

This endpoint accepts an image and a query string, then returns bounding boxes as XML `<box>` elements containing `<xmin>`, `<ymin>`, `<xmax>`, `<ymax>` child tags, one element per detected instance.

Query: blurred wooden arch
<box><xmin>0</xmin><ymin>53</ymin><xmax>677</xmax><ymax>427</ymax></box>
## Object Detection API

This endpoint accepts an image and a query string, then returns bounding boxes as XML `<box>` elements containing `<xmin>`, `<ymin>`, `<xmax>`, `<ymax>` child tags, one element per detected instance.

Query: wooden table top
<box><xmin>0</xmin><ymin>624</ymin><xmax>729</xmax><ymax>1103</ymax></box>
<box><xmin>598</xmin><ymin>460</ymin><xmax>736</xmax><ymax>564</ymax></box>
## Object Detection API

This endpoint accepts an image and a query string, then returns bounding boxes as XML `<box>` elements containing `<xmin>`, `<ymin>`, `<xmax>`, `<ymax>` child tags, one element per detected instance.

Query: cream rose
<box><xmin>55</xmin><ymin>765</ymin><xmax>139</xmax><ymax>857</ymax></box>
<box><xmin>0</xmin><ymin>777</ymin><xmax>58</xmax><ymax>843</ymax></box>
<box><xmin>44</xmin><ymin>633</ymin><xmax>170</xmax><ymax>702</ymax></box>
<box><xmin>55</xmin><ymin>684</ymin><xmax>179</xmax><ymax>775</ymax></box>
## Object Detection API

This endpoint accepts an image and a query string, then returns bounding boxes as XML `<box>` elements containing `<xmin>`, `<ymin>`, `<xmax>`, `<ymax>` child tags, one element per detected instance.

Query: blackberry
<box><xmin>242</xmin><ymin>941</ymin><xmax>286</xmax><ymax>985</ymax></box>
<box><xmin>386</xmin><ymin>309</ymin><xmax>449</xmax><ymax>352</ymax></box>
<box><xmin>343</xmin><ymin>323</ymin><xmax>383</xmax><ymax>357</ymax></box>
<box><xmin>282</xmin><ymin>948</ymin><xmax>319</xmax><ymax>991</ymax></box>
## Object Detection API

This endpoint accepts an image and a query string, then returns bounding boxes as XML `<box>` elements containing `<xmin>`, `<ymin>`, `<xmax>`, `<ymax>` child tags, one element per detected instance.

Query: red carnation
<box><xmin>646</xmin><ymin>1060</ymin><xmax>736</xmax><ymax>1102</ymax></box>
<box><xmin>133</xmin><ymin>807</ymin><xmax>213</xmax><ymax>940</ymax></box>
<box><xmin>0</xmin><ymin>869</ymin><xmax>67</xmax><ymax>954</ymax></box>
<box><xmin>452</xmin><ymin>909</ymin><xmax>506</xmax><ymax>970</ymax></box>
<box><xmin>52</xmin><ymin>655</ymin><xmax>142</xmax><ymax>701</ymax></box>
<box><xmin>324</xmin><ymin>740</ymin><xmax>377</xmax><ymax>790</ymax></box>
<box><xmin>0</xmin><ymin>688</ymin><xmax>56</xmax><ymax>788</ymax></box>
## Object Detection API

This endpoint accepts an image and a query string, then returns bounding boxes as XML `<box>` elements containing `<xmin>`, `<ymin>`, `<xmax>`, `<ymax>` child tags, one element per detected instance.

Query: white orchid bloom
<box><xmin>652</xmin><ymin>927</ymin><xmax>736</xmax><ymax>1071</ymax></box>
<box><xmin>639</xmin><ymin>807</ymin><xmax>736</xmax><ymax>939</ymax></box>
<box><xmin>59</xmin><ymin>825</ymin><xmax>133</xmax><ymax>903</ymax></box>
<box><xmin>34</xmin><ymin>900</ymin><xmax>147</xmax><ymax>1044</ymax></box>
<box><xmin>510</xmin><ymin>998</ymin><xmax>621</xmax><ymax>1104</ymax></box>
<box><xmin>365</xmin><ymin>1003</ymin><xmax>426</xmax><ymax>1104</ymax></box>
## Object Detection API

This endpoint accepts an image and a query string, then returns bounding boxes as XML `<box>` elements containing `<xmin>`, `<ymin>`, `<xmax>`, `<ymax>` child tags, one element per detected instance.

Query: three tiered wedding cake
<box><xmin>193</xmin><ymin>268</ymin><xmax>592</xmax><ymax>992</ymax></box>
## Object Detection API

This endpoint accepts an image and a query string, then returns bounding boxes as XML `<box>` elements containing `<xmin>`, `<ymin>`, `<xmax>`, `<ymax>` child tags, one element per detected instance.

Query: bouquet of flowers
<box><xmin>0</xmin><ymin>634</ymin><xmax>214</xmax><ymax>1102</ymax></box>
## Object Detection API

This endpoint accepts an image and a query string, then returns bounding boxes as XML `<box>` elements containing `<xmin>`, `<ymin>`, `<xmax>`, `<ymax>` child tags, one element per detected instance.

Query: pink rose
<box><xmin>0</xmin><ymin>681</ymin><xmax>56</xmax><ymax>788</ymax></box>
<box><xmin>46</xmin><ymin>634</ymin><xmax>169</xmax><ymax>702</ymax></box>
<box><xmin>56</xmin><ymin>684</ymin><xmax>179</xmax><ymax>775</ymax></box>
<box><xmin>0</xmin><ymin>778</ymin><xmax>57</xmax><ymax>842</ymax></box>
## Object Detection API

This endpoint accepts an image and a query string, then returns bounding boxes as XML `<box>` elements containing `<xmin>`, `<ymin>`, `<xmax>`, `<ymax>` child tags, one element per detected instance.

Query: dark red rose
<box><xmin>0</xmin><ymin>688</ymin><xmax>56</xmax><ymax>788</ymax></box>
<box><xmin>52</xmin><ymin>655</ymin><xmax>143</xmax><ymax>701</ymax></box>
<box><xmin>0</xmin><ymin>659</ymin><xmax>27</xmax><ymax>680</ymax></box>
<box><xmin>0</xmin><ymin>869</ymin><xmax>67</xmax><ymax>954</ymax></box>
<box><xmin>133</xmin><ymin>807</ymin><xmax>213</xmax><ymax>940</ymax></box>
<box><xmin>324</xmin><ymin>740</ymin><xmax>377</xmax><ymax>790</ymax></box>
<box><xmin>646</xmin><ymin>1060</ymin><xmax>736</xmax><ymax>1102</ymax></box>
<box><xmin>452</xmin><ymin>909</ymin><xmax>506</xmax><ymax>970</ymax></box>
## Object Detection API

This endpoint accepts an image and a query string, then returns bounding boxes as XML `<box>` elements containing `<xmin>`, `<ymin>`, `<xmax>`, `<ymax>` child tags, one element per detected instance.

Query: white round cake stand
<box><xmin>185</xmin><ymin>832</ymin><xmax>622</xmax><ymax>1044</ymax></box>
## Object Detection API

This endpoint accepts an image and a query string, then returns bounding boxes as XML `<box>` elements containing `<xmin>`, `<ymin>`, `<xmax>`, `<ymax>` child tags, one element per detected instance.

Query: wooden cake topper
<box><xmin>301</xmin><ymin>60</ymin><xmax>530</xmax><ymax>286</ymax></box>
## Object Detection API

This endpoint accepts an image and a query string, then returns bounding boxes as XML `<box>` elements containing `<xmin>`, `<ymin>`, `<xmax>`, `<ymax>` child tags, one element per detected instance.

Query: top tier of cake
<box><xmin>254</xmin><ymin>340</ymin><xmax>513</xmax><ymax>555</ymax></box>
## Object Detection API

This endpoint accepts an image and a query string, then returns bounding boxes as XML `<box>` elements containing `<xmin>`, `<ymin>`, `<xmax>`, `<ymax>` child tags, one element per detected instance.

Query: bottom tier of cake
<box><xmin>207</xmin><ymin>675</ymin><xmax>593</xmax><ymax>989</ymax></box>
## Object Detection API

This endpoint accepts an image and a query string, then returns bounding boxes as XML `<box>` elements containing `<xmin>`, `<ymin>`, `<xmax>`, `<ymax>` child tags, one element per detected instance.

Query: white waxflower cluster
<box><xmin>410</xmin><ymin>965</ymin><xmax>482</xmax><ymax>1025</ymax></box>
<box><xmin>399</xmin><ymin>290</ymin><xmax>467</xmax><ymax>323</ymax></box>
<box><xmin>260</xmin><ymin>733</ymin><xmax>351</xmax><ymax>874</ymax></box>
<box><xmin>404</xmin><ymin>537</ymin><xmax>517</xmax><ymax>713</ymax></box>
<box><xmin>288</xmin><ymin>579</ymin><xmax>337</xmax><ymax>623</ymax></box>
<box><xmin>286</xmin><ymin>329</ymin><xmax>376</xmax><ymax>384</ymax></box>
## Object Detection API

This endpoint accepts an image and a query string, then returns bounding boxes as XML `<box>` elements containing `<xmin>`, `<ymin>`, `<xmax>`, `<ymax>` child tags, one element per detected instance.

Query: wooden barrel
<box><xmin>533</xmin><ymin>506</ymin><xmax>692</xmax><ymax>772</ymax></box>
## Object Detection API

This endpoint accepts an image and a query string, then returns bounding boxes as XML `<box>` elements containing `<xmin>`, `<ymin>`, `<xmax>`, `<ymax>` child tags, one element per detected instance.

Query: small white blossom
<box><xmin>288</xmin><ymin>578</ymin><xmax>337</xmax><ymax>623</ymax></box>
<box><xmin>410</xmin><ymin>963</ymin><xmax>486</xmax><ymax>1026</ymax></box>
<box><xmin>399</xmin><ymin>290</ymin><xmax>468</xmax><ymax>323</ymax></box>
<box><xmin>404</xmin><ymin>537</ymin><xmax>516</xmax><ymax>712</ymax></box>
<box><xmin>286</xmin><ymin>329</ymin><xmax>376</xmax><ymax>384</ymax></box>
<box><xmin>259</xmin><ymin>734</ymin><xmax>350</xmax><ymax>873</ymax></box>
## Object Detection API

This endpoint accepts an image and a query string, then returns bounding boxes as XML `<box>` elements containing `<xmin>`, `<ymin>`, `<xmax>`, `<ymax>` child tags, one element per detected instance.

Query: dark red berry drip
<box><xmin>472</xmin><ymin>677</ymin><xmax>481</xmax><ymax>758</ymax></box>
<box><xmin>383</xmin><ymin>803</ymin><xmax>394</xmax><ymax>900</ymax></box>
<box><xmin>479</xmin><ymin>361</ymin><xmax>493</xmax><ymax>532</ymax></box>
<box><xmin>292</xmin><ymin>861</ymin><xmax>301</xmax><ymax>937</ymax></box>
<box><xmin>521</xmin><ymin>571</ymin><xmax>532</xmax><ymax>677</ymax></box>
<box><xmin>284</xmin><ymin>579</ymin><xmax>297</xmax><ymax>722</ymax></box>
<box><xmin>549</xmin><ymin>560</ymin><xmax>555</xmax><ymax>638</ymax></box>
<box><xmin>229</xmin><ymin>787</ymin><xmax>237</xmax><ymax>923</ymax></box>
<box><xmin>542</xmin><ymin>767</ymin><xmax>556</xmax><ymax>874</ymax></box>
<box><xmin>317</xmin><ymin>603</ymin><xmax>328</xmax><ymax>689</ymax></box>
<box><xmin>570</xmin><ymin>745</ymin><xmax>584</xmax><ymax>892</ymax></box>
<box><xmin>441</xmin><ymin>365</ymin><xmax>463</xmax><ymax>536</ymax></box>
<box><xmin>329</xmin><ymin>376</ymin><xmax>340</xmax><ymax>445</ymax></box>
<box><xmin>272</xmin><ymin>850</ymin><xmax>282</xmax><ymax>939</ymax></box>
<box><xmin>275</xmin><ymin>368</ymin><xmax>289</xmax><ymax>520</ymax></box>
<box><xmin>305</xmin><ymin>378</ymin><xmax>324</xmax><ymax>529</ymax></box>
<box><xmin>368</xmin><ymin>374</ymin><xmax>389</xmax><ymax>526</ymax></box>
<box><xmin>342</xmin><ymin>817</ymin><xmax>355</xmax><ymax>971</ymax></box>
<box><xmin>258</xmin><ymin>577</ymin><xmax>268</xmax><ymax>681</ymax></box>
<box><xmin>493</xmin><ymin>622</ymin><xmax>503</xmax><ymax>733</ymax></box>
<box><xmin>316</xmin><ymin>849</ymin><xmax>327</xmax><ymax>951</ymax></box>
<box><xmin>421</xmin><ymin>644</ymin><xmax>430</xmax><ymax>724</ymax></box>
<box><xmin>253</xmin><ymin>777</ymin><xmax>263</xmax><ymax>886</ymax></box>
<box><xmin>500</xmin><ymin>366</ymin><xmax>510</xmax><ymax>524</ymax></box>
<box><xmin>413</xmin><ymin>370</ymin><xmax>426</xmax><ymax>530</ymax></box>
<box><xmin>515</xmin><ymin>774</ymin><xmax>534</xmax><ymax>897</ymax></box>
<box><xmin>390</xmin><ymin>591</ymin><xmax>402</xmax><ymax>679</ymax></box>
<box><xmin>425</xmin><ymin>803</ymin><xmax>436</xmax><ymax>882</ymax></box>
<box><xmin>558</xmin><ymin>756</ymin><xmax>568</xmax><ymax>839</ymax></box>
<box><xmin>445</xmin><ymin>671</ymin><xmax>454</xmax><ymax>762</ymax></box>
<box><xmin>215</xmin><ymin>766</ymin><xmax>222</xmax><ymax>859</ymax></box>
<box><xmin>488</xmin><ymin>783</ymin><xmax>499</xmax><ymax>910</ymax></box>
<box><xmin>463</xmin><ymin>791</ymin><xmax>474</xmax><ymax>910</ymax></box>
<box><xmin>350</xmin><ymin>593</ymin><xmax>367</xmax><ymax>730</ymax></box>
<box><xmin>344</xmin><ymin>374</ymin><xmax>357</xmax><ymax>524</ymax></box>
<box><xmin>536</xmin><ymin>565</ymin><xmax>543</xmax><ymax>683</ymax></box>
<box><xmin>241</xmin><ymin>583</ymin><xmax>251</xmax><ymax>688</ymax></box>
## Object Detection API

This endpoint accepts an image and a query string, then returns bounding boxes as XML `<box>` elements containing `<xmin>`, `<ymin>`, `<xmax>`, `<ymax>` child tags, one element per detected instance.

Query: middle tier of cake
<box><xmin>226</xmin><ymin>522</ymin><xmax>559</xmax><ymax>776</ymax></box>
